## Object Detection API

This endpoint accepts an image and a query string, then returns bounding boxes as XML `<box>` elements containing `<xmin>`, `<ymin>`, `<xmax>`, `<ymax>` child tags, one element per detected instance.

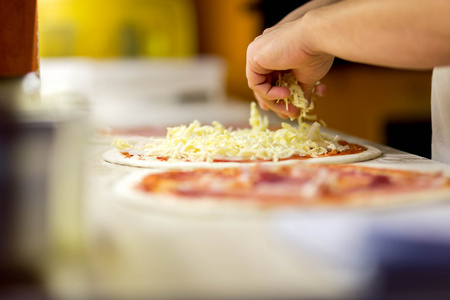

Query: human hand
<box><xmin>246</xmin><ymin>19</ymin><xmax>334</xmax><ymax>119</ymax></box>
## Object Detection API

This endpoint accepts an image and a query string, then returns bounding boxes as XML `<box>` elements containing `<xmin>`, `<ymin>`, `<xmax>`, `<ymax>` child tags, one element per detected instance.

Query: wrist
<box><xmin>297</xmin><ymin>9</ymin><xmax>325</xmax><ymax>57</ymax></box>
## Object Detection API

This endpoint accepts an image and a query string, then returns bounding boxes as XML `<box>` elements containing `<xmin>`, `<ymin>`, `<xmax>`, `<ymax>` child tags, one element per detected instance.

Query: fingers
<box><xmin>246</xmin><ymin>43</ymin><xmax>291</xmax><ymax>106</ymax></box>
<box><xmin>254</xmin><ymin>92</ymin><xmax>301</xmax><ymax>120</ymax></box>
<box><xmin>246</xmin><ymin>26</ymin><xmax>331</xmax><ymax>121</ymax></box>
<box><xmin>246</xmin><ymin>46</ymin><xmax>288</xmax><ymax>101</ymax></box>
<box><xmin>314</xmin><ymin>82</ymin><xmax>328</xmax><ymax>97</ymax></box>
<box><xmin>248</xmin><ymin>58</ymin><xmax>328</xmax><ymax>119</ymax></box>
<box><xmin>246</xmin><ymin>70</ymin><xmax>291</xmax><ymax>105</ymax></box>
<box><xmin>254</xmin><ymin>92</ymin><xmax>269</xmax><ymax>111</ymax></box>
<box><xmin>255</xmin><ymin>83</ymin><xmax>291</xmax><ymax>101</ymax></box>
<box><xmin>254</xmin><ymin>81</ymin><xmax>328</xmax><ymax>120</ymax></box>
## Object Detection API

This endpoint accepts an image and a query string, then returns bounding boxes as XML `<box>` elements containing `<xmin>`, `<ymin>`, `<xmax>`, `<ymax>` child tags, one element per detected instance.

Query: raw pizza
<box><xmin>102</xmin><ymin>102</ymin><xmax>381</xmax><ymax>169</ymax></box>
<box><xmin>115</xmin><ymin>164</ymin><xmax>450</xmax><ymax>213</ymax></box>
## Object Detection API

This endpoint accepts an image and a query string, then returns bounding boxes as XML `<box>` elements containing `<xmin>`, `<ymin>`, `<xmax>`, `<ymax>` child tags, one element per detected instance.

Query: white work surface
<box><xmin>80</xmin><ymin>126</ymin><xmax>450</xmax><ymax>300</ymax></box>
<box><xmin>40</xmin><ymin>58</ymin><xmax>450</xmax><ymax>299</ymax></box>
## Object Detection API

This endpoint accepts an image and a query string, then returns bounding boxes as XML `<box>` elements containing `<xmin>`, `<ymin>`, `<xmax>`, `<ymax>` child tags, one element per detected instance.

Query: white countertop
<box><xmin>39</xmin><ymin>58</ymin><xmax>450</xmax><ymax>299</ymax></box>
<box><xmin>73</xmin><ymin>125</ymin><xmax>450</xmax><ymax>300</ymax></box>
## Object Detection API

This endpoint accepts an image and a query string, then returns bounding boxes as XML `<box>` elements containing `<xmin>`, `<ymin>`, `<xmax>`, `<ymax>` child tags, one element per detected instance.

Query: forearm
<box><xmin>276</xmin><ymin>0</ymin><xmax>343</xmax><ymax>25</ymax></box>
<box><xmin>301</xmin><ymin>0</ymin><xmax>450</xmax><ymax>69</ymax></box>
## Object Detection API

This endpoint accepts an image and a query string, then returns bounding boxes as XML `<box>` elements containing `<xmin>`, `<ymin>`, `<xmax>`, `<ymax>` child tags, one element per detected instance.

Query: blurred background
<box><xmin>38</xmin><ymin>0</ymin><xmax>433</xmax><ymax>157</ymax></box>
<box><xmin>0</xmin><ymin>1</ymin><xmax>440</xmax><ymax>299</ymax></box>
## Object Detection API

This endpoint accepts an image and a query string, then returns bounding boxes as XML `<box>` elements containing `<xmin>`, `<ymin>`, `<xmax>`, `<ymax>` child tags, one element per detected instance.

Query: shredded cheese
<box><xmin>276</xmin><ymin>72</ymin><xmax>317</xmax><ymax>123</ymax></box>
<box><xmin>113</xmin><ymin>102</ymin><xmax>348</xmax><ymax>163</ymax></box>
<box><xmin>113</xmin><ymin>138</ymin><xmax>132</xmax><ymax>150</ymax></box>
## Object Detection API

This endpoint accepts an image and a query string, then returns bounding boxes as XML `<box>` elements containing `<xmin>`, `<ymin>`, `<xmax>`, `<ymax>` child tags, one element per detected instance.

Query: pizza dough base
<box><xmin>102</xmin><ymin>144</ymin><xmax>382</xmax><ymax>170</ymax></box>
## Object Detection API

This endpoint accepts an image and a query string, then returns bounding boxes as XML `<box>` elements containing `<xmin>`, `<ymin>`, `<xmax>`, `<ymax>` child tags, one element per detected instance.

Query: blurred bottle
<box><xmin>1</xmin><ymin>1</ymin><xmax>91</xmax><ymax>298</ymax></box>
<box><xmin>39</xmin><ymin>0</ymin><xmax>198</xmax><ymax>58</ymax></box>
<box><xmin>0</xmin><ymin>1</ymin><xmax>45</xmax><ymax>298</ymax></box>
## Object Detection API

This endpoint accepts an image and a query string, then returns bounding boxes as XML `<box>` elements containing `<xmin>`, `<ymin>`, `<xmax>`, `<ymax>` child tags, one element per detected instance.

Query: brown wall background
<box><xmin>193</xmin><ymin>0</ymin><xmax>263</xmax><ymax>100</ymax></box>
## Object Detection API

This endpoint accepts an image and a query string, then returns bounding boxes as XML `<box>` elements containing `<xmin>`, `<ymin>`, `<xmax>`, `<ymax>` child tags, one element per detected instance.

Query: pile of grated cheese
<box><xmin>276</xmin><ymin>72</ymin><xmax>317</xmax><ymax>123</ymax></box>
<box><xmin>113</xmin><ymin>102</ymin><xmax>348</xmax><ymax>163</ymax></box>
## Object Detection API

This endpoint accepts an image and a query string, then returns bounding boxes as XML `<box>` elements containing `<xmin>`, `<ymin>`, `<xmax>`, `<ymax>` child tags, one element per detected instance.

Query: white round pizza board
<box><xmin>102</xmin><ymin>144</ymin><xmax>382</xmax><ymax>170</ymax></box>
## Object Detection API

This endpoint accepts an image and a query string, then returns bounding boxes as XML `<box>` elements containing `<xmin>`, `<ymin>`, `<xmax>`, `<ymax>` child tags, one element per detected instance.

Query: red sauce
<box><xmin>122</xmin><ymin>141</ymin><xmax>367</xmax><ymax>163</ymax></box>
<box><xmin>205</xmin><ymin>142</ymin><xmax>365</xmax><ymax>163</ymax></box>
<box><xmin>120</xmin><ymin>152</ymin><xmax>146</xmax><ymax>161</ymax></box>
<box><xmin>121</xmin><ymin>152</ymin><xmax>133</xmax><ymax>158</ymax></box>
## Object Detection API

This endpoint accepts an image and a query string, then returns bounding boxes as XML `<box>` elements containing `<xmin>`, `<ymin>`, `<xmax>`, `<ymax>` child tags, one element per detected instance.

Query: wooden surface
<box><xmin>0</xmin><ymin>0</ymin><xmax>39</xmax><ymax>76</ymax></box>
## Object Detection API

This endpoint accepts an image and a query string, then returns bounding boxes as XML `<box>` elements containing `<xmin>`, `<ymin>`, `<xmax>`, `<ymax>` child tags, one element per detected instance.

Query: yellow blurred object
<box><xmin>38</xmin><ymin>0</ymin><xmax>198</xmax><ymax>57</ymax></box>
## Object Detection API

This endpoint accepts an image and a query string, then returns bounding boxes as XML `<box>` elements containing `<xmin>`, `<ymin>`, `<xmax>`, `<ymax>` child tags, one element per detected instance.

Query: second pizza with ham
<box><xmin>115</xmin><ymin>164</ymin><xmax>450</xmax><ymax>212</ymax></box>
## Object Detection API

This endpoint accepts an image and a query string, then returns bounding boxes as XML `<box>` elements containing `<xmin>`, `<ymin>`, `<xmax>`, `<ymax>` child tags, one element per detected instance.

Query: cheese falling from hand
<box><xmin>276</xmin><ymin>72</ymin><xmax>317</xmax><ymax>123</ymax></box>
<box><xmin>113</xmin><ymin>102</ymin><xmax>348</xmax><ymax>163</ymax></box>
